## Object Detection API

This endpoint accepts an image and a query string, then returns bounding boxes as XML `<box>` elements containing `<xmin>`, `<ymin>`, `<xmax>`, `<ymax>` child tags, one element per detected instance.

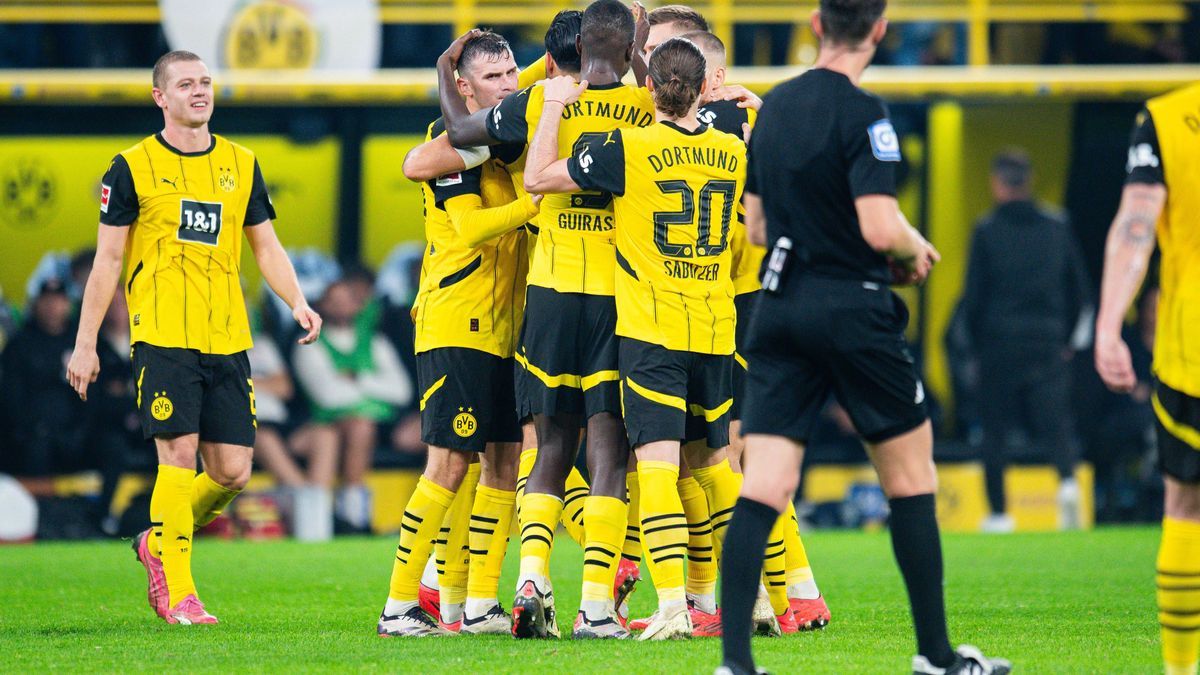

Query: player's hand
<box><xmin>293</xmin><ymin>303</ymin><xmax>323</xmax><ymax>345</ymax></box>
<box><xmin>541</xmin><ymin>76</ymin><xmax>588</xmax><ymax>107</ymax></box>
<box><xmin>441</xmin><ymin>29</ymin><xmax>482</xmax><ymax>67</ymax></box>
<box><xmin>741</xmin><ymin>122</ymin><xmax>752</xmax><ymax>144</ymax></box>
<box><xmin>1095</xmin><ymin>331</ymin><xmax>1137</xmax><ymax>393</ymax></box>
<box><xmin>66</xmin><ymin>346</ymin><xmax>100</xmax><ymax>402</ymax></box>
<box><xmin>632</xmin><ymin>2</ymin><xmax>650</xmax><ymax>52</ymax></box>
<box><xmin>530</xmin><ymin>193</ymin><xmax>544</xmax><ymax>207</ymax></box>
<box><xmin>713</xmin><ymin>84</ymin><xmax>763</xmax><ymax>111</ymax></box>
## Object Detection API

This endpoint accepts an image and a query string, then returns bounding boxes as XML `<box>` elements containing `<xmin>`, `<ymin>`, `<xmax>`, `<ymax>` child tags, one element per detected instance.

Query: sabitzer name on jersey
<box><xmin>664</xmin><ymin>259</ymin><xmax>721</xmax><ymax>281</ymax></box>
<box><xmin>647</xmin><ymin>146</ymin><xmax>739</xmax><ymax>174</ymax></box>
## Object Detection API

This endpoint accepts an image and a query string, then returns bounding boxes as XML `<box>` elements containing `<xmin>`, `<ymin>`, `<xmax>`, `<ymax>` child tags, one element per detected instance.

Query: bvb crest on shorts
<box><xmin>453</xmin><ymin>407</ymin><xmax>477</xmax><ymax>438</ymax></box>
<box><xmin>151</xmin><ymin>391</ymin><xmax>174</xmax><ymax>421</ymax></box>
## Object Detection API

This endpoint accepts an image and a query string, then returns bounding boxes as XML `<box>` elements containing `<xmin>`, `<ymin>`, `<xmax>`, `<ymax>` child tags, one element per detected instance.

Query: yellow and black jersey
<box><xmin>99</xmin><ymin>133</ymin><xmax>275</xmax><ymax>355</ymax></box>
<box><xmin>568</xmin><ymin>121</ymin><xmax>747</xmax><ymax>355</ymax></box>
<box><xmin>699</xmin><ymin>98</ymin><xmax>763</xmax><ymax>296</ymax></box>
<box><xmin>1128</xmin><ymin>84</ymin><xmax>1200</xmax><ymax>396</ymax></box>
<box><xmin>486</xmin><ymin>81</ymin><xmax>656</xmax><ymax>296</ymax></box>
<box><xmin>414</xmin><ymin>118</ymin><xmax>536</xmax><ymax>358</ymax></box>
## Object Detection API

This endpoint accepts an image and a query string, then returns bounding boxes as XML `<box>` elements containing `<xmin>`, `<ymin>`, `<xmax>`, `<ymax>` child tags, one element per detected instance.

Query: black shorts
<box><xmin>417</xmin><ymin>347</ymin><xmax>521</xmax><ymax>453</ymax></box>
<box><xmin>619</xmin><ymin>337</ymin><xmax>732</xmax><ymax>449</ymax></box>
<box><xmin>131</xmin><ymin>342</ymin><xmax>256</xmax><ymax>447</ymax></box>
<box><xmin>516</xmin><ymin>286</ymin><xmax>621</xmax><ymax>419</ymax></box>
<box><xmin>731</xmin><ymin>291</ymin><xmax>760</xmax><ymax>421</ymax></box>
<box><xmin>741</xmin><ymin>277</ymin><xmax>927</xmax><ymax>444</ymax></box>
<box><xmin>1154</xmin><ymin>380</ymin><xmax>1200</xmax><ymax>483</ymax></box>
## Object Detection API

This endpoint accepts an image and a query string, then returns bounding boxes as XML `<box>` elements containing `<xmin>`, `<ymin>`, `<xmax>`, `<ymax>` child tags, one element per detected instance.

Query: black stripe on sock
<box><xmin>1158</xmin><ymin>570</ymin><xmax>1200</xmax><ymax>577</ymax></box>
<box><xmin>522</xmin><ymin>534</ymin><xmax>552</xmax><ymax>547</ymax></box>
<box><xmin>642</xmin><ymin>513</ymin><xmax>687</xmax><ymax>525</ymax></box>
<box><xmin>689</xmin><ymin>556</ymin><xmax>713</xmax><ymax>563</ymax></box>
<box><xmin>763</xmin><ymin>549</ymin><xmax>784</xmax><ymax>560</ymax></box>
<box><xmin>710</xmin><ymin>506</ymin><xmax>735</xmax><ymax>519</ymax></box>
<box><xmin>1160</xmin><ymin>621</ymin><xmax>1200</xmax><ymax>631</ymax></box>
<box><xmin>469</xmin><ymin>549</ymin><xmax>489</xmax><ymax>556</ymax></box>
<box><xmin>585</xmin><ymin>547</ymin><xmax>617</xmax><ymax>557</ymax></box>
<box><xmin>644</xmin><ymin>523</ymin><xmax>689</xmax><ymax>536</ymax></box>
<box><xmin>469</xmin><ymin>527</ymin><xmax>495</xmax><ymax>535</ymax></box>
<box><xmin>522</xmin><ymin>522</ymin><xmax>554</xmax><ymax>535</ymax></box>
<box><xmin>402</xmin><ymin>511</ymin><xmax>424</xmax><ymax>524</ymax></box>
<box><xmin>1158</xmin><ymin>584</ymin><xmax>1200</xmax><ymax>591</ymax></box>
<box><xmin>765</xmin><ymin>570</ymin><xmax>785</xmax><ymax>576</ymax></box>
<box><xmin>584</xmin><ymin>560</ymin><xmax>613</xmax><ymax>567</ymax></box>
<box><xmin>621</xmin><ymin>554</ymin><xmax>641</xmax><ymax>562</ymax></box>
<box><xmin>471</xmin><ymin>514</ymin><xmax>501</xmax><ymax>524</ymax></box>
<box><xmin>401</xmin><ymin>523</ymin><xmax>418</xmax><ymax>534</ymax></box>
<box><xmin>1160</xmin><ymin>608</ymin><xmax>1200</xmax><ymax>617</ymax></box>
<box><xmin>397</xmin><ymin>544</ymin><xmax>412</xmax><ymax>554</ymax></box>
<box><xmin>652</xmin><ymin>553</ymin><xmax>686</xmax><ymax>564</ymax></box>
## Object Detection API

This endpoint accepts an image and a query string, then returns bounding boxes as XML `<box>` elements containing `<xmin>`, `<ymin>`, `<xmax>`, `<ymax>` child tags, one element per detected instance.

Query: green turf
<box><xmin>0</xmin><ymin>527</ymin><xmax>1161</xmax><ymax>673</ymax></box>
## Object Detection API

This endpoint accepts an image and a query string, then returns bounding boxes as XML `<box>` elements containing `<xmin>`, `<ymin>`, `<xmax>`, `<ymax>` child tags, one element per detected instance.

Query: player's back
<box><xmin>1144</xmin><ymin>83</ymin><xmax>1200</xmax><ymax>394</ymax></box>
<box><xmin>489</xmin><ymin>82</ymin><xmax>655</xmax><ymax>295</ymax></box>
<box><xmin>699</xmin><ymin>97</ymin><xmax>764</xmax><ymax>296</ymax></box>
<box><xmin>610</xmin><ymin>122</ymin><xmax>746</xmax><ymax>355</ymax></box>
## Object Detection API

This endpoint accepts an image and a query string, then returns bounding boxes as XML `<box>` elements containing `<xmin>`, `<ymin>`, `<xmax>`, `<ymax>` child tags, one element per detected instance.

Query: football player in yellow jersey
<box><xmin>436</xmin><ymin>0</ymin><xmax>655</xmax><ymax>640</ymax></box>
<box><xmin>376</xmin><ymin>32</ymin><xmax>544</xmax><ymax>638</ymax></box>
<box><xmin>1096</xmin><ymin>85</ymin><xmax>1200</xmax><ymax>675</ymax></box>
<box><xmin>66</xmin><ymin>51</ymin><xmax>321</xmax><ymax>625</ymax></box>
<box><xmin>525</xmin><ymin>37</ymin><xmax>746</xmax><ymax>641</ymax></box>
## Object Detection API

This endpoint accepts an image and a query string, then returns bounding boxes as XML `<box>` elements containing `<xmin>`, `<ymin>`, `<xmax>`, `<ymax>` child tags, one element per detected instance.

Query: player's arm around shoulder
<box><xmin>523</xmin><ymin>76</ymin><xmax>592</xmax><ymax>194</ymax></box>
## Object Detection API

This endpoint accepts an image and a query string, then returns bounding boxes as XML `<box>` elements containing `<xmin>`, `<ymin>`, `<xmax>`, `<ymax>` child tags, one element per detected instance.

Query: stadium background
<box><xmin>0</xmin><ymin>2</ymin><xmax>1196</xmax><ymax>670</ymax></box>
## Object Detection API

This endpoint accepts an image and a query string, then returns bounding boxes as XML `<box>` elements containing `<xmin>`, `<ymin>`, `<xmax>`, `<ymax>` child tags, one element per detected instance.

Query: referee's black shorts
<box><xmin>131</xmin><ymin>342</ymin><xmax>256</xmax><ymax>447</ymax></box>
<box><xmin>741</xmin><ymin>277</ymin><xmax>927</xmax><ymax>445</ymax></box>
<box><xmin>515</xmin><ymin>285</ymin><xmax>621</xmax><ymax>420</ymax></box>
<box><xmin>1153</xmin><ymin>379</ymin><xmax>1200</xmax><ymax>484</ymax></box>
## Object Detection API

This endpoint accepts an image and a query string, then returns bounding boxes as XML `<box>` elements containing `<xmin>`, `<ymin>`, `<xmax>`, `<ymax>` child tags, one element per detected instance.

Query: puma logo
<box><xmin>162</xmin><ymin>177</ymin><xmax>179</xmax><ymax>189</ymax></box>
<box><xmin>603</xmin><ymin>132</ymin><xmax>616</xmax><ymax>145</ymax></box>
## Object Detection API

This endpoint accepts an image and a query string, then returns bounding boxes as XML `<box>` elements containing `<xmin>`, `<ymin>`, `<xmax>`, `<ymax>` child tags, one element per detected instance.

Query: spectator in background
<box><xmin>91</xmin><ymin>288</ymin><xmax>155</xmax><ymax>532</ymax></box>
<box><xmin>960</xmin><ymin>149</ymin><xmax>1093</xmax><ymax>532</ymax></box>
<box><xmin>0</xmin><ymin>279</ymin><xmax>88</xmax><ymax>477</ymax></box>
<box><xmin>376</xmin><ymin>243</ymin><xmax>425</xmax><ymax>462</ymax></box>
<box><xmin>292</xmin><ymin>277</ymin><xmax>412</xmax><ymax>532</ymax></box>
<box><xmin>69</xmin><ymin>248</ymin><xmax>95</xmax><ymax>304</ymax></box>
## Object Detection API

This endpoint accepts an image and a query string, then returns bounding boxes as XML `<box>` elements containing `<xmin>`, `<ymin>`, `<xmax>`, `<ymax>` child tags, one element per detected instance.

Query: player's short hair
<box><xmin>581</xmin><ymin>0</ymin><xmax>635</xmax><ymax>58</ymax></box>
<box><xmin>991</xmin><ymin>148</ymin><xmax>1033</xmax><ymax>189</ymax></box>
<box><xmin>458</xmin><ymin>30</ymin><xmax>513</xmax><ymax>77</ymax></box>
<box><xmin>819</xmin><ymin>0</ymin><xmax>887</xmax><ymax>45</ymax></box>
<box><xmin>152</xmin><ymin>50</ymin><xmax>203</xmax><ymax>89</ymax></box>
<box><xmin>680</xmin><ymin>30</ymin><xmax>725</xmax><ymax>60</ymax></box>
<box><xmin>544</xmin><ymin>10</ymin><xmax>583</xmax><ymax>74</ymax></box>
<box><xmin>648</xmin><ymin>37</ymin><xmax>706</xmax><ymax>119</ymax></box>
<box><xmin>647</xmin><ymin>5</ymin><xmax>709</xmax><ymax>32</ymax></box>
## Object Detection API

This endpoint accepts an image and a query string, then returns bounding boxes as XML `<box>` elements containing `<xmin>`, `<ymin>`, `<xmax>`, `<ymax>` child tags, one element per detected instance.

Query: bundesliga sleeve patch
<box><xmin>436</xmin><ymin>172</ymin><xmax>463</xmax><ymax>187</ymax></box>
<box><xmin>868</xmin><ymin>120</ymin><xmax>901</xmax><ymax>162</ymax></box>
<box><xmin>100</xmin><ymin>183</ymin><xmax>111</xmax><ymax>213</ymax></box>
<box><xmin>1126</xmin><ymin>143</ymin><xmax>1160</xmax><ymax>173</ymax></box>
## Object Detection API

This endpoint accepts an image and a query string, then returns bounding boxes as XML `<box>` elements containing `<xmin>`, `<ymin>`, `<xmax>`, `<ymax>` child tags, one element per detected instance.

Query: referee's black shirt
<box><xmin>747</xmin><ymin>68</ymin><xmax>901</xmax><ymax>286</ymax></box>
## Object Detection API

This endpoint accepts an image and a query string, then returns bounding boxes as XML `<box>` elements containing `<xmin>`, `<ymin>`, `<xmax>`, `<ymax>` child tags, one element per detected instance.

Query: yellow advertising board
<box><xmin>0</xmin><ymin>135</ymin><xmax>338</xmax><ymax>306</ymax></box>
<box><xmin>360</xmin><ymin>134</ymin><xmax>429</xmax><ymax>268</ymax></box>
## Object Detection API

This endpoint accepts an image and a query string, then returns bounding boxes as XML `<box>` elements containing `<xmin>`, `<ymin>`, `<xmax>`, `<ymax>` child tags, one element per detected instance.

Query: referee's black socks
<box><xmin>889</xmin><ymin>493</ymin><xmax>957</xmax><ymax>668</ymax></box>
<box><xmin>719</xmin><ymin>496</ymin><xmax>780</xmax><ymax>673</ymax></box>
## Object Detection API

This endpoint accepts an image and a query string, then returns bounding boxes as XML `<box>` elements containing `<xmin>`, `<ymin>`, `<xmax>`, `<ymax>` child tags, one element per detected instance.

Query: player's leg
<box><xmin>192</xmin><ymin>442</ymin><xmax>250</xmax><ymax>529</ymax></box>
<box><xmin>434</xmin><ymin>457</ymin><xmax>479</xmax><ymax>630</ymax></box>
<box><xmin>976</xmin><ymin>350</ymin><xmax>1021</xmax><ymax>532</ymax></box>
<box><xmin>1024</xmin><ymin>355</ymin><xmax>1082</xmax><ymax>529</ymax></box>
<box><xmin>677</xmin><ymin>460</ymin><xmax>719</xmax><ymax>625</ymax></box>
<box><xmin>781</xmin><ymin>500</ymin><xmax>830</xmax><ymax>630</ymax></box>
<box><xmin>574</xmin><ymin>411</ymin><xmax>631</xmax><ymax>638</ymax></box>
<box><xmin>1153</xmin><ymin>383</ymin><xmax>1200</xmax><ymax>675</ymax></box>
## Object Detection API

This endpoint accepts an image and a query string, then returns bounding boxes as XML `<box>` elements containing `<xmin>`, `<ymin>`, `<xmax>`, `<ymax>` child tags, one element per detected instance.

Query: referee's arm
<box><xmin>857</xmin><ymin>195</ymin><xmax>939</xmax><ymax>284</ymax></box>
<box><xmin>67</xmin><ymin>223</ymin><xmax>128</xmax><ymax>400</ymax></box>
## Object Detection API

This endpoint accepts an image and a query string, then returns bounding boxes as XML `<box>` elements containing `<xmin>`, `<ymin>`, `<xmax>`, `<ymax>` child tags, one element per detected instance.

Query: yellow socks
<box><xmin>466</xmin><ymin>484</ymin><xmax>516</xmax><ymax>605</ymax></box>
<box><xmin>435</xmin><ymin>463</ymin><xmax>478</xmax><ymax>620</ymax></box>
<box><xmin>580</xmin><ymin>495</ymin><xmax>628</xmax><ymax>609</ymax></box>
<box><xmin>678</xmin><ymin>475</ymin><xmax>717</xmax><ymax>599</ymax></box>
<box><xmin>388</xmin><ymin>476</ymin><xmax>455</xmax><ymax>603</ymax></box>
<box><xmin>191</xmin><ymin>471</ymin><xmax>241</xmax><ymax>529</ymax></box>
<box><xmin>691</xmin><ymin>459</ymin><xmax>743</xmax><ymax>561</ymax></box>
<box><xmin>518</xmin><ymin>492</ymin><xmax>563</xmax><ymax>583</ymax></box>
<box><xmin>622</xmin><ymin>470</ymin><xmax>643</xmax><ymax>565</ymax></box>
<box><xmin>1159</xmin><ymin>517</ymin><xmax>1200</xmax><ymax>675</ymax></box>
<box><xmin>638</xmin><ymin>461</ymin><xmax>687</xmax><ymax>606</ymax></box>
<box><xmin>763</xmin><ymin>513</ymin><xmax>790</xmax><ymax>615</ymax></box>
<box><xmin>154</xmin><ymin>464</ymin><xmax>198</xmax><ymax>606</ymax></box>
<box><xmin>561</xmin><ymin>468</ymin><xmax>590</xmax><ymax>547</ymax></box>
<box><xmin>783</xmin><ymin>500</ymin><xmax>821</xmax><ymax>599</ymax></box>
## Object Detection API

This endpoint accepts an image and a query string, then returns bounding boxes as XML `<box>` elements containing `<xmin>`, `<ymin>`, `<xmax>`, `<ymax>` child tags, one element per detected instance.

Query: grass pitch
<box><xmin>0</xmin><ymin>527</ymin><xmax>1160</xmax><ymax>673</ymax></box>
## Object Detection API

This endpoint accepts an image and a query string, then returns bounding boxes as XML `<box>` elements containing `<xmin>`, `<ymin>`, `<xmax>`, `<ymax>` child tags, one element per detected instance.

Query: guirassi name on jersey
<box><xmin>485</xmin><ymin>82</ymin><xmax>655</xmax><ymax>296</ymax></box>
<box><xmin>567</xmin><ymin>121</ymin><xmax>747</xmax><ymax>355</ymax></box>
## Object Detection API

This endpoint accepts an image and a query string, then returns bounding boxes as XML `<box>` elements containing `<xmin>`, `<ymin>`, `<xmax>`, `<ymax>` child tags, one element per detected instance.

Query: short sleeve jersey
<box><xmin>414</xmin><ymin>118</ymin><xmax>530</xmax><ymax>358</ymax></box>
<box><xmin>746</xmin><ymin>69</ymin><xmax>900</xmax><ymax>286</ymax></box>
<box><xmin>99</xmin><ymin>133</ymin><xmax>274</xmax><ymax>355</ymax></box>
<box><xmin>485</xmin><ymin>81</ymin><xmax>656</xmax><ymax>296</ymax></box>
<box><xmin>568</xmin><ymin>122</ymin><xmax>746</xmax><ymax>355</ymax></box>
<box><xmin>699</xmin><ymin>97</ymin><xmax>764</xmax><ymax>295</ymax></box>
<box><xmin>1130</xmin><ymin>86</ymin><xmax>1200</xmax><ymax>395</ymax></box>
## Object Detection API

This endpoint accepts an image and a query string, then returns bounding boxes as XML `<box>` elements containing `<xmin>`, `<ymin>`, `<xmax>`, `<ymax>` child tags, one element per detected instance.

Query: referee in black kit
<box><xmin>715</xmin><ymin>2</ymin><xmax>1010</xmax><ymax>675</ymax></box>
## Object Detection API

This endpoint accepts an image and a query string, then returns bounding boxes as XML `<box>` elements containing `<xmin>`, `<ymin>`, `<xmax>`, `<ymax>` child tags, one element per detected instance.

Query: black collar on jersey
<box><xmin>661</xmin><ymin>120</ymin><xmax>707</xmax><ymax>136</ymax></box>
<box><xmin>584</xmin><ymin>81</ymin><xmax>624</xmax><ymax>90</ymax></box>
<box><xmin>155</xmin><ymin>132</ymin><xmax>217</xmax><ymax>157</ymax></box>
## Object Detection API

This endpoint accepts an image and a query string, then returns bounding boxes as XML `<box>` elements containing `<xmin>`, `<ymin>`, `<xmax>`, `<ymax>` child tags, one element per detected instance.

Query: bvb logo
<box><xmin>218</xmin><ymin>167</ymin><xmax>237</xmax><ymax>192</ymax></box>
<box><xmin>0</xmin><ymin>157</ymin><xmax>57</xmax><ymax>230</ymax></box>
<box><xmin>452</xmin><ymin>407</ymin><xmax>477</xmax><ymax>438</ymax></box>
<box><xmin>223</xmin><ymin>0</ymin><xmax>319</xmax><ymax>70</ymax></box>
<box><xmin>151</xmin><ymin>392</ymin><xmax>174</xmax><ymax>421</ymax></box>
